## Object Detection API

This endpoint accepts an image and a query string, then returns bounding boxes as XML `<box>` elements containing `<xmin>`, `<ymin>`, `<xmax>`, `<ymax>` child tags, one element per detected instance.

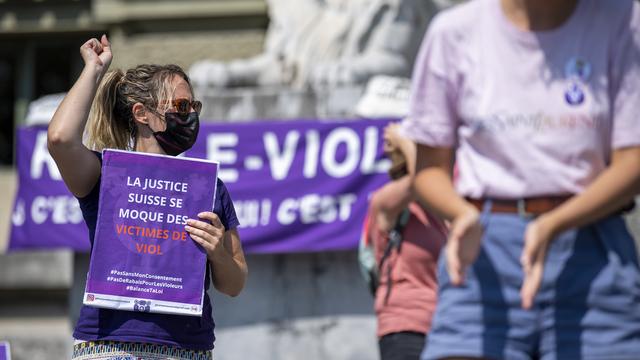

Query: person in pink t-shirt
<box><xmin>401</xmin><ymin>0</ymin><xmax>640</xmax><ymax>359</ymax></box>
<box><xmin>364</xmin><ymin>123</ymin><xmax>447</xmax><ymax>360</ymax></box>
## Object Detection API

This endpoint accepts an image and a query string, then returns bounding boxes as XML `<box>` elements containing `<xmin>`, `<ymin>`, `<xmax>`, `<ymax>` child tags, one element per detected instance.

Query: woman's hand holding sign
<box><xmin>185</xmin><ymin>212</ymin><xmax>248</xmax><ymax>297</ymax></box>
<box><xmin>185</xmin><ymin>212</ymin><xmax>226</xmax><ymax>259</ymax></box>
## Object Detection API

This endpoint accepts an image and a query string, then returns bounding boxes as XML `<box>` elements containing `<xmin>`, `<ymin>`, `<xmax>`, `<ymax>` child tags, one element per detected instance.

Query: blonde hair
<box><xmin>86</xmin><ymin>64</ymin><xmax>192</xmax><ymax>151</ymax></box>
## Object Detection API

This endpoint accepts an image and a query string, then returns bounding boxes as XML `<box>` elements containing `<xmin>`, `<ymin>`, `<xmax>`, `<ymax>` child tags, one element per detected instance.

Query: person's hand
<box><xmin>446</xmin><ymin>206</ymin><xmax>484</xmax><ymax>285</ymax></box>
<box><xmin>520</xmin><ymin>215</ymin><xmax>556</xmax><ymax>309</ymax></box>
<box><xmin>185</xmin><ymin>212</ymin><xmax>226</xmax><ymax>260</ymax></box>
<box><xmin>79</xmin><ymin>34</ymin><xmax>112</xmax><ymax>76</ymax></box>
<box><xmin>383</xmin><ymin>122</ymin><xmax>402</xmax><ymax>153</ymax></box>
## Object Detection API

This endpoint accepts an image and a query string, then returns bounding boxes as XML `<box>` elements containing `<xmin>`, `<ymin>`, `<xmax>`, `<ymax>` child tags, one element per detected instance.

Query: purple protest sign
<box><xmin>83</xmin><ymin>149</ymin><xmax>218</xmax><ymax>316</ymax></box>
<box><xmin>9</xmin><ymin>118</ymin><xmax>392</xmax><ymax>253</ymax></box>
<box><xmin>0</xmin><ymin>342</ymin><xmax>10</xmax><ymax>360</ymax></box>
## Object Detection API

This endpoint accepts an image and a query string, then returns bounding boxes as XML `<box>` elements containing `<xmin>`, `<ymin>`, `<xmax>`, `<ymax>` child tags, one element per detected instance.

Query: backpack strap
<box><xmin>378</xmin><ymin>207</ymin><xmax>411</xmax><ymax>304</ymax></box>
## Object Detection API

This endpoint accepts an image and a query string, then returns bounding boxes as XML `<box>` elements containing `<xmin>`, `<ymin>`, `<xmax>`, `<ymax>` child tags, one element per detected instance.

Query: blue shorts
<box><xmin>422</xmin><ymin>204</ymin><xmax>640</xmax><ymax>360</ymax></box>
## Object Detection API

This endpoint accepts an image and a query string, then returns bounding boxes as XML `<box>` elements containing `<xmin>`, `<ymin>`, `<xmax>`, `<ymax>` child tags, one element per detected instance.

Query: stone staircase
<box><xmin>0</xmin><ymin>250</ymin><xmax>73</xmax><ymax>360</ymax></box>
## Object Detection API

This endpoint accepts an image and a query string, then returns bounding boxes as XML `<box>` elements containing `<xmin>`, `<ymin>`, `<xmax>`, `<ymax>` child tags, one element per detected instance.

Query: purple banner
<box><xmin>0</xmin><ymin>342</ymin><xmax>10</xmax><ymax>360</ymax></box>
<box><xmin>9</xmin><ymin>118</ymin><xmax>392</xmax><ymax>253</ymax></box>
<box><xmin>84</xmin><ymin>150</ymin><xmax>217</xmax><ymax>316</ymax></box>
<box><xmin>9</xmin><ymin>125</ymin><xmax>90</xmax><ymax>250</ymax></box>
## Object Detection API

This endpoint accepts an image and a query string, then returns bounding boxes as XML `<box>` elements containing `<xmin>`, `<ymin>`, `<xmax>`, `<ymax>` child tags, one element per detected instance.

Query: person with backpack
<box><xmin>361</xmin><ymin>123</ymin><xmax>448</xmax><ymax>360</ymax></box>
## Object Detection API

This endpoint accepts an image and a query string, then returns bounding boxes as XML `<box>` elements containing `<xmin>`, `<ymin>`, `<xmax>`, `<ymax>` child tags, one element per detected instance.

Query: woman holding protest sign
<box><xmin>361</xmin><ymin>122</ymin><xmax>447</xmax><ymax>360</ymax></box>
<box><xmin>401</xmin><ymin>0</ymin><xmax>640</xmax><ymax>359</ymax></box>
<box><xmin>48</xmin><ymin>35</ymin><xmax>247</xmax><ymax>359</ymax></box>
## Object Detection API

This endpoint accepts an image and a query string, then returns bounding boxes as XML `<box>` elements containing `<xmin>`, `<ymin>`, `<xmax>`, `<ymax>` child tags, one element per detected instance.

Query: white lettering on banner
<box><xmin>235</xmin><ymin>199</ymin><xmax>272</xmax><ymax>228</ymax></box>
<box><xmin>207</xmin><ymin>133</ymin><xmax>239</xmax><ymax>183</ymax></box>
<box><xmin>276</xmin><ymin>193</ymin><xmax>357</xmax><ymax>225</ymax></box>
<box><xmin>31</xmin><ymin>132</ymin><xmax>62</xmax><ymax>180</ymax></box>
<box><xmin>205</xmin><ymin>125</ymin><xmax>389</xmax><ymax>182</ymax></box>
<box><xmin>12</xmin><ymin>199</ymin><xmax>26</xmax><ymax>226</ymax></box>
<box><xmin>322</xmin><ymin>127</ymin><xmax>360</xmax><ymax>178</ymax></box>
<box><xmin>361</xmin><ymin>126</ymin><xmax>390</xmax><ymax>174</ymax></box>
<box><xmin>260</xmin><ymin>199</ymin><xmax>272</xmax><ymax>225</ymax></box>
<box><xmin>303</xmin><ymin>130</ymin><xmax>320</xmax><ymax>178</ymax></box>
<box><xmin>264</xmin><ymin>131</ymin><xmax>300</xmax><ymax>181</ymax></box>
<box><xmin>264</xmin><ymin>126</ymin><xmax>388</xmax><ymax>180</ymax></box>
<box><xmin>277</xmin><ymin>198</ymin><xmax>297</xmax><ymax>225</ymax></box>
<box><xmin>30</xmin><ymin>195</ymin><xmax>83</xmax><ymax>224</ymax></box>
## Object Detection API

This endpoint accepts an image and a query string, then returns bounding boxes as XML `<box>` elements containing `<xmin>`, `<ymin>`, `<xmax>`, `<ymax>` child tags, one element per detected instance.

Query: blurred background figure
<box><xmin>362</xmin><ymin>123</ymin><xmax>447</xmax><ymax>360</ymax></box>
<box><xmin>401</xmin><ymin>0</ymin><xmax>640</xmax><ymax>359</ymax></box>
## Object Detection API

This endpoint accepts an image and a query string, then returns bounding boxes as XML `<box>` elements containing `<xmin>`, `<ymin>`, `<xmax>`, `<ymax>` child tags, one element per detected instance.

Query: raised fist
<box><xmin>79</xmin><ymin>34</ymin><xmax>112</xmax><ymax>76</ymax></box>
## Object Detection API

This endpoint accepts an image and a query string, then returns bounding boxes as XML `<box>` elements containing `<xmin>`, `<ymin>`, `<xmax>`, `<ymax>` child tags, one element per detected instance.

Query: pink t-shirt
<box><xmin>367</xmin><ymin>201</ymin><xmax>447</xmax><ymax>338</ymax></box>
<box><xmin>401</xmin><ymin>0</ymin><xmax>640</xmax><ymax>198</ymax></box>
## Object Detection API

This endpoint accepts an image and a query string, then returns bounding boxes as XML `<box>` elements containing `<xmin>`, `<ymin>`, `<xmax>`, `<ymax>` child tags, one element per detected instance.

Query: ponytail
<box><xmin>86</xmin><ymin>69</ymin><xmax>134</xmax><ymax>151</ymax></box>
<box><xmin>86</xmin><ymin>64</ymin><xmax>192</xmax><ymax>151</ymax></box>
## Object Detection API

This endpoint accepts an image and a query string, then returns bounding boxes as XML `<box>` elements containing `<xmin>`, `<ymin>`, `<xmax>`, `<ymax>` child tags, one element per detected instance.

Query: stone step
<box><xmin>0</xmin><ymin>317</ymin><xmax>72</xmax><ymax>360</ymax></box>
<box><xmin>0</xmin><ymin>250</ymin><xmax>72</xmax><ymax>289</ymax></box>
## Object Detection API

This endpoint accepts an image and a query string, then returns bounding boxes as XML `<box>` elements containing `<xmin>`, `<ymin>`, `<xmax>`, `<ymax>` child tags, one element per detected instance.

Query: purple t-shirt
<box><xmin>74</xmin><ymin>152</ymin><xmax>239</xmax><ymax>350</ymax></box>
<box><xmin>401</xmin><ymin>0</ymin><xmax>640</xmax><ymax>198</ymax></box>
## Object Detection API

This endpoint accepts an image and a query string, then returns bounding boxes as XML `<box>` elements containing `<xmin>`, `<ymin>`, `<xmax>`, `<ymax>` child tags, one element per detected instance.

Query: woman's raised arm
<box><xmin>48</xmin><ymin>35</ymin><xmax>112</xmax><ymax>197</ymax></box>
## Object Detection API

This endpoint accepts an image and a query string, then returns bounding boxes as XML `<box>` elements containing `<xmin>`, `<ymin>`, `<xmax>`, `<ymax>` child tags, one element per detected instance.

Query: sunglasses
<box><xmin>161</xmin><ymin>98</ymin><xmax>202</xmax><ymax>116</ymax></box>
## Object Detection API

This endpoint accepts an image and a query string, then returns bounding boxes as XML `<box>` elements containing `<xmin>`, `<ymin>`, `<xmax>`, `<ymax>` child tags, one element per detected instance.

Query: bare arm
<box><xmin>413</xmin><ymin>144</ymin><xmax>482</xmax><ymax>285</ymax></box>
<box><xmin>372</xmin><ymin>123</ymin><xmax>421</xmax><ymax>230</ymax></box>
<box><xmin>520</xmin><ymin>146</ymin><xmax>640</xmax><ymax>309</ymax></box>
<box><xmin>540</xmin><ymin>146</ymin><xmax>640</xmax><ymax>233</ymax></box>
<box><xmin>47</xmin><ymin>35</ymin><xmax>112</xmax><ymax>197</ymax></box>
<box><xmin>186</xmin><ymin>212</ymin><xmax>248</xmax><ymax>297</ymax></box>
<box><xmin>371</xmin><ymin>176</ymin><xmax>414</xmax><ymax>232</ymax></box>
<box><xmin>413</xmin><ymin>144</ymin><xmax>474</xmax><ymax>221</ymax></box>
<box><xmin>384</xmin><ymin>122</ymin><xmax>417</xmax><ymax>176</ymax></box>
<box><xmin>210</xmin><ymin>228</ymin><xmax>248</xmax><ymax>297</ymax></box>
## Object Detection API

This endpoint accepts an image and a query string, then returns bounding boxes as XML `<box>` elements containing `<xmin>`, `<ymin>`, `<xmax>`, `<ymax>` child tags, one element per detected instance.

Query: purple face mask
<box><xmin>152</xmin><ymin>111</ymin><xmax>200</xmax><ymax>156</ymax></box>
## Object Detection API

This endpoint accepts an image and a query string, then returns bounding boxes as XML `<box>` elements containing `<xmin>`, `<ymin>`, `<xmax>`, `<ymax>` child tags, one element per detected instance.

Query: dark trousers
<box><xmin>378</xmin><ymin>331</ymin><xmax>426</xmax><ymax>360</ymax></box>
